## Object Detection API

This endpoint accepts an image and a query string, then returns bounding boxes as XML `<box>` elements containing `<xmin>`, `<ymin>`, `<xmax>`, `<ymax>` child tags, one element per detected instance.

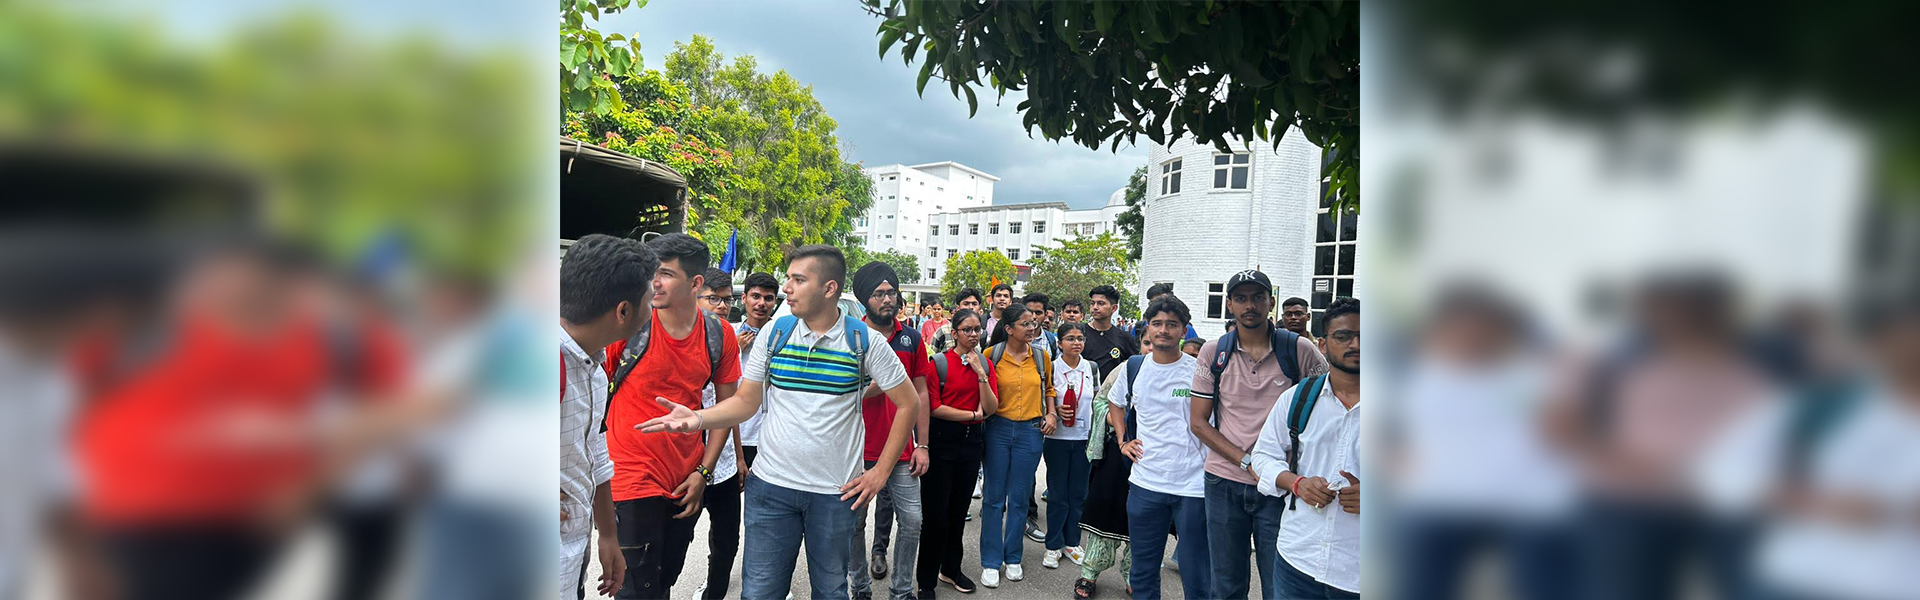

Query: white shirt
<box><xmin>0</xmin><ymin>340</ymin><xmax>76</xmax><ymax>598</ymax></box>
<box><xmin>1391</xmin><ymin>357</ymin><xmax>1576</xmax><ymax>519</ymax></box>
<box><xmin>1108</xmin><ymin>353</ymin><xmax>1206</xmax><ymax>497</ymax></box>
<box><xmin>701</xmin><ymin>381</ymin><xmax>738</xmax><ymax>484</ymax></box>
<box><xmin>734</xmin><ymin>320</ymin><xmax>766</xmax><ymax>446</ymax></box>
<box><xmin>743</xmin><ymin>308</ymin><xmax>908</xmax><ymax>495</ymax></box>
<box><xmin>559</xmin><ymin>326</ymin><xmax>613</xmax><ymax>572</ymax></box>
<box><xmin>1048</xmin><ymin>356</ymin><xmax>1098</xmax><ymax>441</ymax></box>
<box><xmin>1251</xmin><ymin>379</ymin><xmax>1362</xmax><ymax>593</ymax></box>
<box><xmin>1697</xmin><ymin>384</ymin><xmax>1920</xmax><ymax>600</ymax></box>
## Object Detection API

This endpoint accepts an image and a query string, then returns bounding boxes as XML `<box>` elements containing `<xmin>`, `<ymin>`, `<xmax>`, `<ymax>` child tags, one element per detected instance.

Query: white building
<box><xmin>1138</xmin><ymin>132</ymin><xmax>1348</xmax><ymax>336</ymax></box>
<box><xmin>920</xmin><ymin>194</ymin><xmax>1130</xmax><ymax>284</ymax></box>
<box><xmin>854</xmin><ymin>162</ymin><xmax>998</xmax><ymax>263</ymax></box>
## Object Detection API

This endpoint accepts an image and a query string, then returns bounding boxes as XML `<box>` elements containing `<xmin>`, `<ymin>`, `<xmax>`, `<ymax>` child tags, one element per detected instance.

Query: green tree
<box><xmin>1116</xmin><ymin>165</ymin><xmax>1148</xmax><ymax>261</ymax></box>
<box><xmin>866</xmin><ymin>1</ymin><xmax>1358</xmax><ymax>212</ymax></box>
<box><xmin>846</xmin><ymin>246</ymin><xmax>924</xmax><ymax>284</ymax></box>
<box><xmin>940</xmin><ymin>250</ymin><xmax>1016</xmax><ymax>303</ymax></box>
<box><xmin>561</xmin><ymin>0</ymin><xmax>645</xmax><ymax>114</ymax></box>
<box><xmin>1025</xmin><ymin>233</ymin><xmax>1139</xmax><ymax>319</ymax></box>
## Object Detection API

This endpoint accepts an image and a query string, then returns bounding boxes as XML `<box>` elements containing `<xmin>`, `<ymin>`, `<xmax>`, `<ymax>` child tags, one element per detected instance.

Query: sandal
<box><xmin>1073</xmin><ymin>578</ymin><xmax>1096</xmax><ymax>599</ymax></box>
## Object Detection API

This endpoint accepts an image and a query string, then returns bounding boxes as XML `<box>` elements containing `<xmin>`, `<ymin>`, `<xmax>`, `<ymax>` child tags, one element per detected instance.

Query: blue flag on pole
<box><xmin>718</xmin><ymin>229</ymin><xmax>739</xmax><ymax>273</ymax></box>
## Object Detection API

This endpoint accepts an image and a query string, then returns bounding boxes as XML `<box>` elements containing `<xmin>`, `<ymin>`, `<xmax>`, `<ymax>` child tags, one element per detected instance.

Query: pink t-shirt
<box><xmin>1190</xmin><ymin>333</ymin><xmax>1330</xmax><ymax>485</ymax></box>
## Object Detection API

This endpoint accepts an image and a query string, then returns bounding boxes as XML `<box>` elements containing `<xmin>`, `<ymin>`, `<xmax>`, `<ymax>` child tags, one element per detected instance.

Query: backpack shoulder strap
<box><xmin>843</xmin><ymin>315</ymin><xmax>870</xmax><ymax>387</ymax></box>
<box><xmin>932</xmin><ymin>352</ymin><xmax>949</xmax><ymax>385</ymax></box>
<box><xmin>1123</xmin><ymin>355</ymin><xmax>1145</xmax><ymax>442</ymax></box>
<box><xmin>1784</xmin><ymin>379</ymin><xmax>1865</xmax><ymax>479</ymax></box>
<box><xmin>1209</xmin><ymin>329</ymin><xmax>1237</xmax><ymax>401</ymax></box>
<box><xmin>606</xmin><ymin>312</ymin><xmax>654</xmax><ymax>399</ymax></box>
<box><xmin>1288</xmin><ymin>374</ymin><xmax>1328</xmax><ymax>436</ymax></box>
<box><xmin>1274</xmin><ymin>328</ymin><xmax>1302</xmax><ymax>384</ymax></box>
<box><xmin>768</xmin><ymin>315</ymin><xmax>799</xmax><ymax>354</ymax></box>
<box><xmin>1036</xmin><ymin>346</ymin><xmax>1053</xmax><ymax>400</ymax></box>
<box><xmin>988</xmin><ymin>342</ymin><xmax>1005</xmax><ymax>366</ymax></box>
<box><xmin>702</xmin><ymin>311</ymin><xmax>725</xmax><ymax>385</ymax></box>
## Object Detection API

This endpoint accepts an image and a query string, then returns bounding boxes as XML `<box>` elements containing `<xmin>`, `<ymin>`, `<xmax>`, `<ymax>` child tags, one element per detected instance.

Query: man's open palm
<box><xmin>637</xmin><ymin>397</ymin><xmax>700</xmax><ymax>433</ymax></box>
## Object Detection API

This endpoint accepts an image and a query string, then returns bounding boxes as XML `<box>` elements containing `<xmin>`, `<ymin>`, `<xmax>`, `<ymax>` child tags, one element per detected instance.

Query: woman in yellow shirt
<box><xmin>974</xmin><ymin>304</ymin><xmax>1058</xmax><ymax>588</ymax></box>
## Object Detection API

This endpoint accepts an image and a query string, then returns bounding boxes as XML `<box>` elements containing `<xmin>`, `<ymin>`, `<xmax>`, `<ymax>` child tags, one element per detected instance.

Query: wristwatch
<box><xmin>695</xmin><ymin>465</ymin><xmax>715</xmax><ymax>484</ymax></box>
<box><xmin>1239</xmin><ymin>452</ymin><xmax>1255</xmax><ymax>471</ymax></box>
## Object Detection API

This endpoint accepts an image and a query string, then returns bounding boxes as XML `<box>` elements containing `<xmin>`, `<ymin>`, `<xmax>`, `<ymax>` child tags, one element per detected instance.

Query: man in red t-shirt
<box><xmin>600</xmin><ymin>234</ymin><xmax>742</xmax><ymax>599</ymax></box>
<box><xmin>848</xmin><ymin>263</ymin><xmax>932</xmax><ymax>600</ymax></box>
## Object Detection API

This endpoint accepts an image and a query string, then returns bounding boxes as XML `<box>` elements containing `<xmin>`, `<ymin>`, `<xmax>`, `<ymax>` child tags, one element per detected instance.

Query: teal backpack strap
<box><xmin>844</xmin><ymin>315</ymin><xmax>870</xmax><ymax>390</ymax></box>
<box><xmin>1283</xmin><ymin>374</ymin><xmax>1327</xmax><ymax>510</ymax></box>
<box><xmin>1122</xmin><ymin>355</ymin><xmax>1144</xmax><ymax>443</ymax></box>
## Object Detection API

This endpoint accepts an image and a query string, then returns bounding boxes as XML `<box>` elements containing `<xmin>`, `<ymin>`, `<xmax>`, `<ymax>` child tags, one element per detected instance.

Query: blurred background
<box><xmin>1369</xmin><ymin>2</ymin><xmax>1920</xmax><ymax>600</ymax></box>
<box><xmin>0</xmin><ymin>1</ymin><xmax>549</xmax><ymax>599</ymax></box>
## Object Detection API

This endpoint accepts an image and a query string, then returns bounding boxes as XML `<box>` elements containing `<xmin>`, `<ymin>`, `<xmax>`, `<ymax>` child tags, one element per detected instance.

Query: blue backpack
<box><xmin>763</xmin><ymin>313</ymin><xmax>873</xmax><ymax>395</ymax></box>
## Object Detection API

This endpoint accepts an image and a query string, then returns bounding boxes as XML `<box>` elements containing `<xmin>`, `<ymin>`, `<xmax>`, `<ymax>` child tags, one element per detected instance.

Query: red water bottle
<box><xmin>1061</xmin><ymin>384</ymin><xmax>1078</xmax><ymax>427</ymax></box>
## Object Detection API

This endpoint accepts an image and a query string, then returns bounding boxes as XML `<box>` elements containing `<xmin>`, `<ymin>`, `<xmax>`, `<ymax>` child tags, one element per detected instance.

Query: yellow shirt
<box><xmin>992</xmin><ymin>347</ymin><xmax>1053</xmax><ymax>421</ymax></box>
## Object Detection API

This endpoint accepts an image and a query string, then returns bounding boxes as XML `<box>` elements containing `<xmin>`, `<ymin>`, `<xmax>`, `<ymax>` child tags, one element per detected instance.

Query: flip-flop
<box><xmin>1073</xmin><ymin>578</ymin><xmax>1096</xmax><ymax>600</ymax></box>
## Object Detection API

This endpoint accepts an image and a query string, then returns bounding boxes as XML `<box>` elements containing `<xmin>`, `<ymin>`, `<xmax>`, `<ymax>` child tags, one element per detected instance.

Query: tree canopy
<box><xmin>865</xmin><ymin>0</ymin><xmax>1358</xmax><ymax>211</ymax></box>
<box><xmin>561</xmin><ymin>0</ymin><xmax>645</xmax><ymax>114</ymax></box>
<box><xmin>846</xmin><ymin>246</ymin><xmax>925</xmax><ymax>284</ymax></box>
<box><xmin>940</xmin><ymin>250</ymin><xmax>1016</xmax><ymax>303</ymax></box>
<box><xmin>1116</xmin><ymin>165</ymin><xmax>1147</xmax><ymax>261</ymax></box>
<box><xmin>1024</xmin><ymin>233</ymin><xmax>1139</xmax><ymax>319</ymax></box>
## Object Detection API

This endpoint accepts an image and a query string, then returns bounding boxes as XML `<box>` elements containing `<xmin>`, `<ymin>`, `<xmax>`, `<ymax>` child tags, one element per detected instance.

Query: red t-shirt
<box><xmin>861</xmin><ymin>320</ymin><xmax>931</xmax><ymax>462</ymax></box>
<box><xmin>74</xmin><ymin>311</ymin><xmax>406</xmax><ymax>526</ymax></box>
<box><xmin>603</xmin><ymin>310</ymin><xmax>741</xmax><ymax>502</ymax></box>
<box><xmin>928</xmin><ymin>349</ymin><xmax>998</xmax><ymax>424</ymax></box>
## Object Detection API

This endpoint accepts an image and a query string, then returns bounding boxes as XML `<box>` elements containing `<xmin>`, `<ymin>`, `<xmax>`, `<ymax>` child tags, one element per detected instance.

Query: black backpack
<box><xmin>603</xmin><ymin>309</ymin><xmax>727</xmax><ymax>431</ymax></box>
<box><xmin>1207</xmin><ymin>325</ymin><xmax>1303</xmax><ymax>397</ymax></box>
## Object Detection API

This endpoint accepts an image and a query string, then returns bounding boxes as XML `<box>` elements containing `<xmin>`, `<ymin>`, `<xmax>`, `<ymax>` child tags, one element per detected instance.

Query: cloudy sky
<box><xmin>602</xmin><ymin>0</ymin><xmax>1148</xmax><ymax>210</ymax></box>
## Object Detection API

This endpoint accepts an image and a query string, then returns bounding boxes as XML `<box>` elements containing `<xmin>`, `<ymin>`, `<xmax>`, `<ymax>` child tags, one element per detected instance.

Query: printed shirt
<box><xmin>602</xmin><ymin>310</ymin><xmax>742</xmax><ymax>502</ymax></box>
<box><xmin>929</xmin><ymin>349</ymin><xmax>998</xmax><ymax>424</ymax></box>
<box><xmin>1108</xmin><ymin>353</ymin><xmax>1206</xmax><ymax>497</ymax></box>
<box><xmin>1080</xmin><ymin>321</ymin><xmax>1140</xmax><ymax>383</ymax></box>
<box><xmin>861</xmin><ymin>319</ymin><xmax>931</xmax><ymax>462</ymax></box>
<box><xmin>734</xmin><ymin>320</ymin><xmax>766</xmax><ymax>445</ymax></box>
<box><xmin>1251</xmin><ymin>381</ymin><xmax>1361</xmax><ymax>593</ymax></box>
<box><xmin>1048</xmin><ymin>356</ymin><xmax>1098</xmax><ymax>441</ymax></box>
<box><xmin>744</xmin><ymin>308</ymin><xmax>909</xmax><ymax>495</ymax></box>
<box><xmin>559</xmin><ymin>326</ymin><xmax>613</xmax><ymax>563</ymax></box>
<box><xmin>1190</xmin><ymin>332</ymin><xmax>1329</xmax><ymax>485</ymax></box>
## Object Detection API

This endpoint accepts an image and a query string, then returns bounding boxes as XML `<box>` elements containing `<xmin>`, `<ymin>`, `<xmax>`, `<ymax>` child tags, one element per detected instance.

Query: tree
<box><xmin>1116</xmin><ymin>165</ymin><xmax>1147</xmax><ymax>261</ymax></box>
<box><xmin>866</xmin><ymin>1</ymin><xmax>1359</xmax><ymax>212</ymax></box>
<box><xmin>940</xmin><ymin>250</ymin><xmax>1016</xmax><ymax>304</ymax></box>
<box><xmin>846</xmin><ymin>246</ymin><xmax>924</xmax><ymax>284</ymax></box>
<box><xmin>1025</xmin><ymin>233</ymin><xmax>1139</xmax><ymax>319</ymax></box>
<box><xmin>561</xmin><ymin>0</ymin><xmax>646</xmax><ymax>114</ymax></box>
<box><xmin>565</xmin><ymin>71</ymin><xmax>738</xmax><ymax>234</ymax></box>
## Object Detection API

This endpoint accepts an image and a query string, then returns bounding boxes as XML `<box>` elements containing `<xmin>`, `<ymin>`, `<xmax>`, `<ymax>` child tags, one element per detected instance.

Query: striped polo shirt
<box><xmin>743</xmin><ymin>308</ymin><xmax>908</xmax><ymax>495</ymax></box>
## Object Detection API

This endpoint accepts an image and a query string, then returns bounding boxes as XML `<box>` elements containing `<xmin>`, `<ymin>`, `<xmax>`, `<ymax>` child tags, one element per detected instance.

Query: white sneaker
<box><xmin>973</xmin><ymin>479</ymin><xmax>983</xmax><ymax>499</ymax></box>
<box><xmin>1165</xmin><ymin>555</ymin><xmax>1180</xmax><ymax>571</ymax></box>
<box><xmin>1065</xmin><ymin>546</ymin><xmax>1086</xmax><ymax>565</ymax></box>
<box><xmin>981</xmin><ymin>568</ymin><xmax>1001</xmax><ymax>588</ymax></box>
<box><xmin>1006</xmin><ymin>564</ymin><xmax>1024</xmax><ymax>581</ymax></box>
<box><xmin>1042</xmin><ymin>550</ymin><xmax>1061</xmax><ymax>569</ymax></box>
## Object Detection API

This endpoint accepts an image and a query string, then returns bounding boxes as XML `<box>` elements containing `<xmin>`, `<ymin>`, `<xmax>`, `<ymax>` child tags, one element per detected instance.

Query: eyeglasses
<box><xmin>699</xmin><ymin>295</ymin><xmax>737</xmax><ymax>304</ymax></box>
<box><xmin>1328</xmin><ymin>330</ymin><xmax>1359</xmax><ymax>343</ymax></box>
<box><xmin>870</xmin><ymin>290</ymin><xmax>900</xmax><ymax>300</ymax></box>
<box><xmin>957</xmin><ymin>327</ymin><xmax>983</xmax><ymax>333</ymax></box>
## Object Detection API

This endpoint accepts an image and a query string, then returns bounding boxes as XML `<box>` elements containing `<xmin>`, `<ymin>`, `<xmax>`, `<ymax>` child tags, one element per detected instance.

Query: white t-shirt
<box><xmin>733</xmin><ymin>320</ymin><xmax>765</xmax><ymax>446</ymax></box>
<box><xmin>742</xmin><ymin>309</ymin><xmax>909</xmax><ymax>495</ymax></box>
<box><xmin>1048</xmin><ymin>356</ymin><xmax>1098</xmax><ymax>441</ymax></box>
<box><xmin>1108</xmin><ymin>353</ymin><xmax>1206</xmax><ymax>497</ymax></box>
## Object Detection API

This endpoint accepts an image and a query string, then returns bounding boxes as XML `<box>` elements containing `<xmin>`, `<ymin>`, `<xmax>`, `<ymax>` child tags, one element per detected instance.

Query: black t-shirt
<box><xmin>1081</xmin><ymin>321</ymin><xmax>1140</xmax><ymax>381</ymax></box>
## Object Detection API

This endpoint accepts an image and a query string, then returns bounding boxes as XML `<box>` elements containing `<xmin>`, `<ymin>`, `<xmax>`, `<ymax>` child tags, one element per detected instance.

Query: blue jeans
<box><xmin>1205</xmin><ymin>473</ymin><xmax>1286</xmax><ymax>600</ymax></box>
<box><xmin>1126</xmin><ymin>484</ymin><xmax>1210</xmax><ymax>600</ymax></box>
<box><xmin>742</xmin><ymin>475</ymin><xmax>855</xmax><ymax>600</ymax></box>
<box><xmin>1271</xmin><ymin>556</ymin><xmax>1359</xmax><ymax>600</ymax></box>
<box><xmin>980</xmin><ymin>415</ymin><xmax>1043</xmax><ymax>569</ymax></box>
<box><xmin>849</xmin><ymin>462</ymin><xmax>922</xmax><ymax>600</ymax></box>
<box><xmin>1391</xmin><ymin>511</ymin><xmax>1574</xmax><ymax>600</ymax></box>
<box><xmin>1043</xmin><ymin>438</ymin><xmax>1090</xmax><ymax>550</ymax></box>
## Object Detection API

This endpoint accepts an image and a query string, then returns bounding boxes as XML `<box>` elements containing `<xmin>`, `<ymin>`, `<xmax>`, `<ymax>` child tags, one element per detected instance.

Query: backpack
<box><xmin>987</xmin><ymin>342</ymin><xmax>1053</xmax><ymax>408</ymax></box>
<box><xmin>1121</xmin><ymin>354</ymin><xmax>1145</xmax><ymax>442</ymax></box>
<box><xmin>764</xmin><ymin>313</ymin><xmax>873</xmax><ymax>393</ymax></box>
<box><xmin>1207</xmin><ymin>325</ymin><xmax>1304</xmax><ymax>405</ymax></box>
<box><xmin>1782</xmin><ymin>378</ymin><xmax>1865</xmax><ymax>481</ymax></box>
<box><xmin>608</xmin><ymin>309</ymin><xmax>727</xmax><ymax>399</ymax></box>
<box><xmin>1280</xmin><ymin>374</ymin><xmax>1330</xmax><ymax>510</ymax></box>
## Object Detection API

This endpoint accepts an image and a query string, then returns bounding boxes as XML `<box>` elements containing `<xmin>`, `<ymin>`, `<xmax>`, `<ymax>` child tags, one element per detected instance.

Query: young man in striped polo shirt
<box><xmin>640</xmin><ymin>244</ymin><xmax>921</xmax><ymax>600</ymax></box>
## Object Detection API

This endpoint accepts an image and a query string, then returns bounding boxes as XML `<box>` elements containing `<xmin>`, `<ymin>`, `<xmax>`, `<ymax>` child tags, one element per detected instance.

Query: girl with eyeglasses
<box><xmin>915</xmin><ymin>309</ymin><xmax>998</xmax><ymax>597</ymax></box>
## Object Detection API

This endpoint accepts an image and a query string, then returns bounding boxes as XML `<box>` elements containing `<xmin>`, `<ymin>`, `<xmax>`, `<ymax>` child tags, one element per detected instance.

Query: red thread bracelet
<box><xmin>1289</xmin><ymin>475</ymin><xmax>1303</xmax><ymax>497</ymax></box>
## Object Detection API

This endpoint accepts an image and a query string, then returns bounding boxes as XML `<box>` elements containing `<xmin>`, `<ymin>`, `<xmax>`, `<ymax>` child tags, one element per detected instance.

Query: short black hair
<box><xmin>1182</xmin><ymin>338</ymin><xmax>1204</xmax><ymax>348</ymax></box>
<box><xmin>790</xmin><ymin>244</ymin><xmax>847</xmax><ymax>291</ymax></box>
<box><xmin>991</xmin><ymin>283</ymin><xmax>1015</xmax><ymax>297</ymax></box>
<box><xmin>561</xmin><ymin>234</ymin><xmax>658</xmax><ymax>324</ymax></box>
<box><xmin>1281</xmin><ymin>297</ymin><xmax>1310</xmax><ymax>310</ymax></box>
<box><xmin>1147</xmin><ymin>282</ymin><xmax>1174</xmax><ymax>300</ymax></box>
<box><xmin>742</xmin><ymin>272</ymin><xmax>779</xmax><ymax>295</ymax></box>
<box><xmin>1062</xmin><ymin>299</ymin><xmax>1084</xmax><ymax>311</ymax></box>
<box><xmin>702</xmin><ymin>268</ymin><xmax>732</xmax><ymax>292</ymax></box>
<box><xmin>954</xmin><ymin>287</ymin><xmax>983</xmax><ymax>306</ymax></box>
<box><xmin>1140</xmin><ymin>294</ymin><xmax>1191</xmax><ymax>327</ymax></box>
<box><xmin>986</xmin><ymin>303</ymin><xmax>1033</xmax><ymax>348</ymax></box>
<box><xmin>1023</xmin><ymin>293</ymin><xmax>1051</xmax><ymax>310</ymax></box>
<box><xmin>647</xmin><ymin>233</ymin><xmax>711</xmax><ymax>278</ymax></box>
<box><xmin>1088</xmin><ymin>285</ymin><xmax>1121</xmax><ymax>305</ymax></box>
<box><xmin>1325</xmin><ymin>296</ymin><xmax>1360</xmax><ymax>326</ymax></box>
<box><xmin>950</xmin><ymin>308</ymin><xmax>985</xmax><ymax>332</ymax></box>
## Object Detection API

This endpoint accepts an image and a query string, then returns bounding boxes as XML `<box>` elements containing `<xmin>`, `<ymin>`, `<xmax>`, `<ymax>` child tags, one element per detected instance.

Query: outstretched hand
<box><xmin>637</xmin><ymin>397</ymin><xmax>703</xmax><ymax>433</ymax></box>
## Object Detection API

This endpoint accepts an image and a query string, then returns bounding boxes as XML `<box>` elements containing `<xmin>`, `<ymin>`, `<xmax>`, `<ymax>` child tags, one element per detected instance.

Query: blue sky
<box><xmin>600</xmin><ymin>0</ymin><xmax>1148</xmax><ymax>209</ymax></box>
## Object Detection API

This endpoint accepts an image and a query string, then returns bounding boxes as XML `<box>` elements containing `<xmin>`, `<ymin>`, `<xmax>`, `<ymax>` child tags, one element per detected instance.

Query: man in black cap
<box><xmin>1186</xmin><ymin>269</ymin><xmax>1329</xmax><ymax>600</ymax></box>
<box><xmin>847</xmin><ymin>262</ymin><xmax>931</xmax><ymax>600</ymax></box>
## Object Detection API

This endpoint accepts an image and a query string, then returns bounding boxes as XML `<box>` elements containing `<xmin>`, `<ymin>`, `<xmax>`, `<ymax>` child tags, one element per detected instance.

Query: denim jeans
<box><xmin>1271</xmin><ymin>556</ymin><xmax>1359</xmax><ymax>600</ymax></box>
<box><xmin>742</xmin><ymin>474</ymin><xmax>855</xmax><ymax>600</ymax></box>
<box><xmin>980</xmin><ymin>415</ymin><xmax>1044</xmax><ymax>569</ymax></box>
<box><xmin>1043</xmin><ymin>438</ymin><xmax>1090</xmax><ymax>550</ymax></box>
<box><xmin>1390</xmin><ymin>511</ymin><xmax>1575</xmax><ymax>600</ymax></box>
<box><xmin>849</xmin><ymin>462</ymin><xmax>922</xmax><ymax>600</ymax></box>
<box><xmin>1126</xmin><ymin>484</ymin><xmax>1210</xmax><ymax>600</ymax></box>
<box><xmin>1205</xmin><ymin>473</ymin><xmax>1286</xmax><ymax>600</ymax></box>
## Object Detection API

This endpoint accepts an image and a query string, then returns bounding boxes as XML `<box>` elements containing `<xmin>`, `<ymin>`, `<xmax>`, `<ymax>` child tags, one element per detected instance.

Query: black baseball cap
<box><xmin>1225</xmin><ymin>269</ymin><xmax>1272</xmax><ymax>295</ymax></box>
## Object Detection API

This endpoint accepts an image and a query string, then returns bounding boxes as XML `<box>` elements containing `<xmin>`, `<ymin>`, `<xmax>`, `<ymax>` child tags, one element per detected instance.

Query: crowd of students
<box><xmin>561</xmin><ymin>234</ymin><xmax>1363</xmax><ymax>600</ymax></box>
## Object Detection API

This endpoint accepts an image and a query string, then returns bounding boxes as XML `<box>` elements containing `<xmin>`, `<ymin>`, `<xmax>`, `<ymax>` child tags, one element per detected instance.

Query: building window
<box><xmin>888</xmin><ymin>195</ymin><xmax>896</xmax><ymax>199</ymax></box>
<box><xmin>930</xmin><ymin>226</ymin><xmax>938</xmax><ymax>237</ymax></box>
<box><xmin>1159</xmin><ymin>158</ymin><xmax>1183</xmax><ymax>195</ymax></box>
<box><xmin>1311</xmin><ymin>200</ymin><xmax>1359</xmax><ymax>336</ymax></box>
<box><xmin>969</xmin><ymin>224</ymin><xmax>979</xmax><ymax>235</ymax></box>
<box><xmin>1007</xmin><ymin>248</ymin><xmax>1020</xmax><ymax>261</ymax></box>
<box><xmin>989</xmin><ymin>223</ymin><xmax>999</xmax><ymax>235</ymax></box>
<box><xmin>948</xmin><ymin>249</ymin><xmax>957</xmax><ymax>258</ymax></box>
<box><xmin>1032</xmin><ymin>249</ymin><xmax>1044</xmax><ymax>261</ymax></box>
<box><xmin>937</xmin><ymin>186</ymin><xmax>944</xmax><ymax>191</ymax></box>
<box><xmin>928</xmin><ymin>268</ymin><xmax>937</xmax><ymax>280</ymax></box>
<box><xmin>1010</xmin><ymin>222</ymin><xmax>1022</xmax><ymax>234</ymax></box>
<box><xmin>884</xmin><ymin>234</ymin><xmax>893</xmax><ymax>239</ymax></box>
<box><xmin>950</xmin><ymin>224</ymin><xmax>960</xmax><ymax>235</ymax></box>
<box><xmin>1207</xmin><ymin>282</ymin><xmax>1227</xmax><ymax>319</ymax></box>
<box><xmin>1033</xmin><ymin>221</ymin><xmax>1046</xmax><ymax>234</ymax></box>
<box><xmin>1213</xmin><ymin>153</ymin><xmax>1250</xmax><ymax>189</ymax></box>
<box><xmin>929</xmin><ymin>247</ymin><xmax>938</xmax><ymax>257</ymax></box>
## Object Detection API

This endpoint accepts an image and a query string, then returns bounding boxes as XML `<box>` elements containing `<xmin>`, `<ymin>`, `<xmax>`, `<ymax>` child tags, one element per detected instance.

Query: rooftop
<box><xmin>954</xmin><ymin>201</ymin><xmax>1070</xmax><ymax>213</ymax></box>
<box><xmin>907</xmin><ymin>161</ymin><xmax>1001</xmax><ymax>181</ymax></box>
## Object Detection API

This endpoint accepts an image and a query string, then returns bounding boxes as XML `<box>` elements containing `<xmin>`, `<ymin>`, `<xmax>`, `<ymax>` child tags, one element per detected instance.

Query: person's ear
<box><xmin>690</xmin><ymin>274</ymin><xmax>704</xmax><ymax>294</ymax></box>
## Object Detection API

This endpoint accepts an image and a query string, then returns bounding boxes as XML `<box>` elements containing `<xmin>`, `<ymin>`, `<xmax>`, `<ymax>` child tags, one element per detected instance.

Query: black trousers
<box><xmin>699</xmin><ymin>476</ymin><xmax>743</xmax><ymax>599</ymax></box>
<box><xmin>615</xmin><ymin>496</ymin><xmax>700</xmax><ymax>599</ymax></box>
<box><xmin>918</xmin><ymin>420</ymin><xmax>985</xmax><ymax>593</ymax></box>
<box><xmin>330</xmin><ymin>503</ymin><xmax>405</xmax><ymax>600</ymax></box>
<box><xmin>102</xmin><ymin>526</ymin><xmax>282</xmax><ymax>600</ymax></box>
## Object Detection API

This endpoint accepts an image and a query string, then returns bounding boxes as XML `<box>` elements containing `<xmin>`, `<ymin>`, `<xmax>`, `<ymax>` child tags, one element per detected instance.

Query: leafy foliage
<box><xmin>565</xmin><ymin>71</ymin><xmax>737</xmax><ymax>233</ymax></box>
<box><xmin>560</xmin><ymin>0</ymin><xmax>646</xmax><ymax>114</ymax></box>
<box><xmin>846</xmin><ymin>246</ymin><xmax>925</xmax><ymax>284</ymax></box>
<box><xmin>1116</xmin><ymin>165</ymin><xmax>1148</xmax><ymax>261</ymax></box>
<box><xmin>1025</xmin><ymin>233</ymin><xmax>1139</xmax><ymax>319</ymax></box>
<box><xmin>866</xmin><ymin>0</ymin><xmax>1359</xmax><ymax>211</ymax></box>
<box><xmin>940</xmin><ymin>250</ymin><xmax>1016</xmax><ymax>303</ymax></box>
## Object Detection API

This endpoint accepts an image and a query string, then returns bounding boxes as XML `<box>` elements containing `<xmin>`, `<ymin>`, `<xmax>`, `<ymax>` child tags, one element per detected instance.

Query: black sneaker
<box><xmin>1024</xmin><ymin>516</ymin><xmax>1046</xmax><ymax>542</ymax></box>
<box><xmin>940</xmin><ymin>571</ymin><xmax>976</xmax><ymax>594</ymax></box>
<box><xmin>871</xmin><ymin>549</ymin><xmax>888</xmax><ymax>579</ymax></box>
<box><xmin>852</xmin><ymin>591</ymin><xmax>872</xmax><ymax>600</ymax></box>
<box><xmin>919</xmin><ymin>588</ymin><xmax>937</xmax><ymax>600</ymax></box>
